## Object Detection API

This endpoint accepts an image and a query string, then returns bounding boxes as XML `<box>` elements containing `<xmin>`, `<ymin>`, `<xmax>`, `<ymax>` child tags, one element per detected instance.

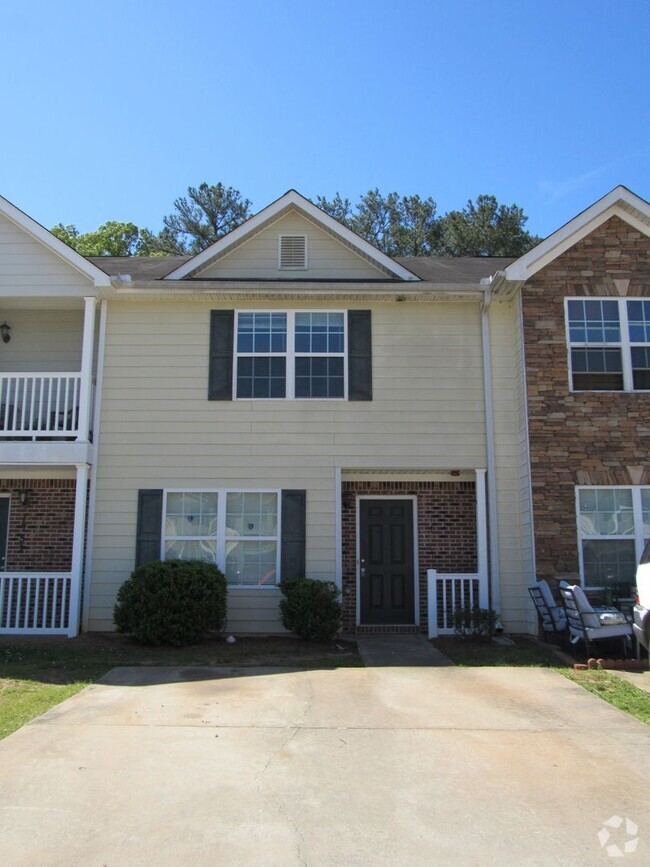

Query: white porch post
<box><xmin>77</xmin><ymin>296</ymin><xmax>97</xmax><ymax>442</ymax></box>
<box><xmin>475</xmin><ymin>469</ymin><xmax>489</xmax><ymax>608</ymax></box>
<box><xmin>67</xmin><ymin>463</ymin><xmax>90</xmax><ymax>638</ymax></box>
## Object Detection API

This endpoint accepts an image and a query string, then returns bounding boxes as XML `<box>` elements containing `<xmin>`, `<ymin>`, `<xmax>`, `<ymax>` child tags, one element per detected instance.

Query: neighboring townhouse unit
<box><xmin>0</xmin><ymin>186</ymin><xmax>647</xmax><ymax>638</ymax></box>
<box><xmin>509</xmin><ymin>189</ymin><xmax>650</xmax><ymax>602</ymax></box>
<box><xmin>0</xmin><ymin>198</ymin><xmax>110</xmax><ymax>635</ymax></box>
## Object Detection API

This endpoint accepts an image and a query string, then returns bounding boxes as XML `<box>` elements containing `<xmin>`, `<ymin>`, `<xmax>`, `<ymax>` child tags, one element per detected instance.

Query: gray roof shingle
<box><xmin>88</xmin><ymin>255</ymin><xmax>514</xmax><ymax>284</ymax></box>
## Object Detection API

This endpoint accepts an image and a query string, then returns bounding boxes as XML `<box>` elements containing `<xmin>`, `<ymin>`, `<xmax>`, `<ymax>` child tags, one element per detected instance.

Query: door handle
<box><xmin>360</xmin><ymin>558</ymin><xmax>366</xmax><ymax>578</ymax></box>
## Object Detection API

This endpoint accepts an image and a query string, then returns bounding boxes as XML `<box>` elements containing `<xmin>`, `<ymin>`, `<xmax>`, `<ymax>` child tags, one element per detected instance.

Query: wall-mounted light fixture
<box><xmin>0</xmin><ymin>322</ymin><xmax>10</xmax><ymax>344</ymax></box>
<box><xmin>19</xmin><ymin>489</ymin><xmax>31</xmax><ymax>507</ymax></box>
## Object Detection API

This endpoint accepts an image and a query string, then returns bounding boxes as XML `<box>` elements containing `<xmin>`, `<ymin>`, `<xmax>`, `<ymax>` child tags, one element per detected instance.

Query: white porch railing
<box><xmin>427</xmin><ymin>570</ymin><xmax>489</xmax><ymax>638</ymax></box>
<box><xmin>0</xmin><ymin>373</ymin><xmax>93</xmax><ymax>439</ymax></box>
<box><xmin>0</xmin><ymin>573</ymin><xmax>72</xmax><ymax>635</ymax></box>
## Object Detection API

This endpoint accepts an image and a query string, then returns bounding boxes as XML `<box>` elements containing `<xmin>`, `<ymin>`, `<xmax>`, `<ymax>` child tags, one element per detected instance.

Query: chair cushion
<box><xmin>537</xmin><ymin>580</ymin><xmax>556</xmax><ymax>609</ymax></box>
<box><xmin>598</xmin><ymin>611</ymin><xmax>628</xmax><ymax>626</ymax></box>
<box><xmin>585</xmin><ymin>623</ymin><xmax>633</xmax><ymax>640</ymax></box>
<box><xmin>569</xmin><ymin>584</ymin><xmax>600</xmax><ymax>629</ymax></box>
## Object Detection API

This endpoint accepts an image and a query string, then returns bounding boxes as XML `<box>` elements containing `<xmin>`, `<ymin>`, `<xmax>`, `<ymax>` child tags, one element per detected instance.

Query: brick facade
<box><xmin>522</xmin><ymin>216</ymin><xmax>650</xmax><ymax>579</ymax></box>
<box><xmin>341</xmin><ymin>480</ymin><xmax>477</xmax><ymax>632</ymax></box>
<box><xmin>1</xmin><ymin>479</ymin><xmax>76</xmax><ymax>571</ymax></box>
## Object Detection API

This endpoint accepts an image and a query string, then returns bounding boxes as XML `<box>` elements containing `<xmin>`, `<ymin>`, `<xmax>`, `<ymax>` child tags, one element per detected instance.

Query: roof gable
<box><xmin>505</xmin><ymin>186</ymin><xmax>650</xmax><ymax>282</ymax></box>
<box><xmin>165</xmin><ymin>190</ymin><xmax>420</xmax><ymax>281</ymax></box>
<box><xmin>0</xmin><ymin>194</ymin><xmax>111</xmax><ymax>289</ymax></box>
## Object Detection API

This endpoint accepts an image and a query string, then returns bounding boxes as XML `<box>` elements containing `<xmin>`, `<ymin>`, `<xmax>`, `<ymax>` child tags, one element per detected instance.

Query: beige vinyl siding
<box><xmin>490</xmin><ymin>299</ymin><xmax>535</xmax><ymax>633</ymax></box>
<box><xmin>0</xmin><ymin>308</ymin><xmax>84</xmax><ymax>372</ymax></box>
<box><xmin>88</xmin><ymin>298</ymin><xmax>489</xmax><ymax>631</ymax></box>
<box><xmin>196</xmin><ymin>213</ymin><xmax>387</xmax><ymax>280</ymax></box>
<box><xmin>0</xmin><ymin>214</ymin><xmax>93</xmax><ymax>296</ymax></box>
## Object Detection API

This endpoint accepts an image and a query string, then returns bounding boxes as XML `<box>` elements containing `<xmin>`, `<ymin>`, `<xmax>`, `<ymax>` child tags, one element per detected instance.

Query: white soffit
<box><xmin>505</xmin><ymin>186</ymin><xmax>650</xmax><ymax>282</ymax></box>
<box><xmin>0</xmin><ymin>193</ymin><xmax>111</xmax><ymax>287</ymax></box>
<box><xmin>164</xmin><ymin>189</ymin><xmax>421</xmax><ymax>281</ymax></box>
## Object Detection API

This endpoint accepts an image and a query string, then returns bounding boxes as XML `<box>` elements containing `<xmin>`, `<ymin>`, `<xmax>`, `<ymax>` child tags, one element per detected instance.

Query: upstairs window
<box><xmin>208</xmin><ymin>309</ymin><xmax>371</xmax><ymax>402</ymax></box>
<box><xmin>566</xmin><ymin>298</ymin><xmax>650</xmax><ymax>392</ymax></box>
<box><xmin>279</xmin><ymin>234</ymin><xmax>308</xmax><ymax>270</ymax></box>
<box><xmin>235</xmin><ymin>311</ymin><xmax>346</xmax><ymax>399</ymax></box>
<box><xmin>628</xmin><ymin>300</ymin><xmax>650</xmax><ymax>389</ymax></box>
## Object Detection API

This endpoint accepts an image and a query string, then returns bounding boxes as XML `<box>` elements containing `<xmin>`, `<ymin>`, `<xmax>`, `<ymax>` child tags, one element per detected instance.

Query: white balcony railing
<box><xmin>427</xmin><ymin>570</ymin><xmax>489</xmax><ymax>638</ymax></box>
<box><xmin>0</xmin><ymin>373</ymin><xmax>93</xmax><ymax>439</ymax></box>
<box><xmin>0</xmin><ymin>572</ymin><xmax>72</xmax><ymax>635</ymax></box>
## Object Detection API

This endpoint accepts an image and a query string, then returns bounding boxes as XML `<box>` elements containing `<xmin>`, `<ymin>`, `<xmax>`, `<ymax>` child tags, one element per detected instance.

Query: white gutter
<box><xmin>110</xmin><ymin>277</ymin><xmax>486</xmax><ymax>298</ymax></box>
<box><xmin>81</xmin><ymin>299</ymin><xmax>108</xmax><ymax>632</ymax></box>
<box><xmin>480</xmin><ymin>285</ymin><xmax>501</xmax><ymax>617</ymax></box>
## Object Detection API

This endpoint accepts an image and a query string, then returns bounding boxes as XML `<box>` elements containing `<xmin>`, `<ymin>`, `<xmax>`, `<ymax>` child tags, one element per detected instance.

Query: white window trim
<box><xmin>575</xmin><ymin>485</ymin><xmax>649</xmax><ymax>589</ymax></box>
<box><xmin>564</xmin><ymin>297</ymin><xmax>650</xmax><ymax>393</ymax></box>
<box><xmin>233</xmin><ymin>310</ymin><xmax>348</xmax><ymax>401</ymax></box>
<box><xmin>161</xmin><ymin>488</ymin><xmax>282</xmax><ymax>589</ymax></box>
<box><xmin>278</xmin><ymin>234</ymin><xmax>308</xmax><ymax>270</ymax></box>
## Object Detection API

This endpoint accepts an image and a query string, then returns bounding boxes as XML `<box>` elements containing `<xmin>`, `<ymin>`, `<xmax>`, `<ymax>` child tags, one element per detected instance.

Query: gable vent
<box><xmin>279</xmin><ymin>234</ymin><xmax>308</xmax><ymax>270</ymax></box>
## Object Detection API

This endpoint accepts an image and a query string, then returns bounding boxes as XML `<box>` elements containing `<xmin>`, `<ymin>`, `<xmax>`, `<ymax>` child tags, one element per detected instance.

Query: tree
<box><xmin>437</xmin><ymin>195</ymin><xmax>541</xmax><ymax>257</ymax></box>
<box><xmin>391</xmin><ymin>195</ymin><xmax>440</xmax><ymax>257</ymax></box>
<box><xmin>51</xmin><ymin>221</ymin><xmax>143</xmax><ymax>256</ymax></box>
<box><xmin>51</xmin><ymin>184</ymin><xmax>540</xmax><ymax>260</ymax></box>
<box><xmin>161</xmin><ymin>182</ymin><xmax>252</xmax><ymax>254</ymax></box>
<box><xmin>136</xmin><ymin>227</ymin><xmax>185</xmax><ymax>257</ymax></box>
<box><xmin>315</xmin><ymin>193</ymin><xmax>353</xmax><ymax>225</ymax></box>
<box><xmin>316</xmin><ymin>190</ymin><xmax>440</xmax><ymax>256</ymax></box>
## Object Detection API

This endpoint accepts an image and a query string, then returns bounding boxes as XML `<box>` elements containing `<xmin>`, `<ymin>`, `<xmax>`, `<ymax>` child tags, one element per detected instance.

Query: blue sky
<box><xmin>1</xmin><ymin>0</ymin><xmax>648</xmax><ymax>240</ymax></box>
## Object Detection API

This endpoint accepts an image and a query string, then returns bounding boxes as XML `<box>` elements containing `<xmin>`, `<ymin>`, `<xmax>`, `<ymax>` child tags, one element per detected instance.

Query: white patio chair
<box><xmin>528</xmin><ymin>580</ymin><xmax>567</xmax><ymax>642</ymax></box>
<box><xmin>559</xmin><ymin>584</ymin><xmax>632</xmax><ymax>658</ymax></box>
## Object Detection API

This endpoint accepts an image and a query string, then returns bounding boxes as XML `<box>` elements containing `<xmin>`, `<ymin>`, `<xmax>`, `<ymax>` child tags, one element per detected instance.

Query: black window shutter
<box><xmin>135</xmin><ymin>489</ymin><xmax>163</xmax><ymax>568</ymax></box>
<box><xmin>208</xmin><ymin>310</ymin><xmax>234</xmax><ymax>400</ymax></box>
<box><xmin>281</xmin><ymin>489</ymin><xmax>306</xmax><ymax>580</ymax></box>
<box><xmin>348</xmin><ymin>310</ymin><xmax>372</xmax><ymax>400</ymax></box>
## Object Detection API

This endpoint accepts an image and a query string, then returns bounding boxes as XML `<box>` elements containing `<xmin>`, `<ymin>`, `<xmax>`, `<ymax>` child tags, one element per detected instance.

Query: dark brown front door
<box><xmin>359</xmin><ymin>499</ymin><xmax>415</xmax><ymax>624</ymax></box>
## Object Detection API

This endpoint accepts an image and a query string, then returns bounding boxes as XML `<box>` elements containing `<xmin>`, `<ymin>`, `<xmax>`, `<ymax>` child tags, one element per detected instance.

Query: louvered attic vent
<box><xmin>279</xmin><ymin>234</ymin><xmax>308</xmax><ymax>269</ymax></box>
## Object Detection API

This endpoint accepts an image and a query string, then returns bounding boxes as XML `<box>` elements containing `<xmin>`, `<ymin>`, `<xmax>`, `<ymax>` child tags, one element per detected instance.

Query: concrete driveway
<box><xmin>0</xmin><ymin>664</ymin><xmax>649</xmax><ymax>866</ymax></box>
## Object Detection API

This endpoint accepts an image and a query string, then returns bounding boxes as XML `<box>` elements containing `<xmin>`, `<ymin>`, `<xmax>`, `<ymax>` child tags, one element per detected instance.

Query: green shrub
<box><xmin>452</xmin><ymin>605</ymin><xmax>498</xmax><ymax>639</ymax></box>
<box><xmin>113</xmin><ymin>559</ymin><xmax>227</xmax><ymax>646</ymax></box>
<box><xmin>280</xmin><ymin>577</ymin><xmax>342</xmax><ymax>641</ymax></box>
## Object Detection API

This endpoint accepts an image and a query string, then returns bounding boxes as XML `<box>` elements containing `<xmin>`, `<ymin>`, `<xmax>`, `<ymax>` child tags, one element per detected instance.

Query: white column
<box><xmin>77</xmin><ymin>296</ymin><xmax>97</xmax><ymax>442</ymax></box>
<box><xmin>67</xmin><ymin>463</ymin><xmax>90</xmax><ymax>638</ymax></box>
<box><xmin>475</xmin><ymin>469</ymin><xmax>489</xmax><ymax>608</ymax></box>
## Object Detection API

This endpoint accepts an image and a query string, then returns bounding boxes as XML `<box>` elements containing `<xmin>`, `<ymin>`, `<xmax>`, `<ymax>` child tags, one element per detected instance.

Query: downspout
<box><xmin>480</xmin><ymin>285</ymin><xmax>501</xmax><ymax>618</ymax></box>
<box><xmin>81</xmin><ymin>299</ymin><xmax>108</xmax><ymax>632</ymax></box>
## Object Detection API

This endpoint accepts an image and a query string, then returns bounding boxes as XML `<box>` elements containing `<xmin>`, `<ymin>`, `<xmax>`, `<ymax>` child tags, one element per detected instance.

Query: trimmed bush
<box><xmin>280</xmin><ymin>577</ymin><xmax>342</xmax><ymax>641</ymax></box>
<box><xmin>452</xmin><ymin>605</ymin><xmax>498</xmax><ymax>639</ymax></box>
<box><xmin>113</xmin><ymin>559</ymin><xmax>227</xmax><ymax>646</ymax></box>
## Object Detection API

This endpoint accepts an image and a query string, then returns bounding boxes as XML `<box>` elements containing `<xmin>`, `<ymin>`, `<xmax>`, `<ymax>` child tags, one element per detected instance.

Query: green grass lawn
<box><xmin>560</xmin><ymin>669</ymin><xmax>650</xmax><ymax>725</ymax></box>
<box><xmin>433</xmin><ymin>635</ymin><xmax>561</xmax><ymax>667</ymax></box>
<box><xmin>0</xmin><ymin>633</ymin><xmax>361</xmax><ymax>740</ymax></box>
<box><xmin>434</xmin><ymin>634</ymin><xmax>650</xmax><ymax>726</ymax></box>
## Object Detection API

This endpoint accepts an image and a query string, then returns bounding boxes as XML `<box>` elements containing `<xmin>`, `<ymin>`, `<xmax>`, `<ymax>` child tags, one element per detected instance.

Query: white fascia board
<box><xmin>164</xmin><ymin>189</ymin><xmax>421</xmax><ymax>282</ymax></box>
<box><xmin>505</xmin><ymin>186</ymin><xmax>650</xmax><ymax>282</ymax></box>
<box><xmin>0</xmin><ymin>194</ymin><xmax>112</xmax><ymax>287</ymax></box>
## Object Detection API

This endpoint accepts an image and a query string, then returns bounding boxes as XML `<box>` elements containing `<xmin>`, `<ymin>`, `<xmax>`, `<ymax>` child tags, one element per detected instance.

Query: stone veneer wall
<box><xmin>341</xmin><ymin>480</ymin><xmax>477</xmax><ymax>632</ymax></box>
<box><xmin>522</xmin><ymin>215</ymin><xmax>650</xmax><ymax>579</ymax></box>
<box><xmin>1</xmin><ymin>479</ymin><xmax>76</xmax><ymax>571</ymax></box>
